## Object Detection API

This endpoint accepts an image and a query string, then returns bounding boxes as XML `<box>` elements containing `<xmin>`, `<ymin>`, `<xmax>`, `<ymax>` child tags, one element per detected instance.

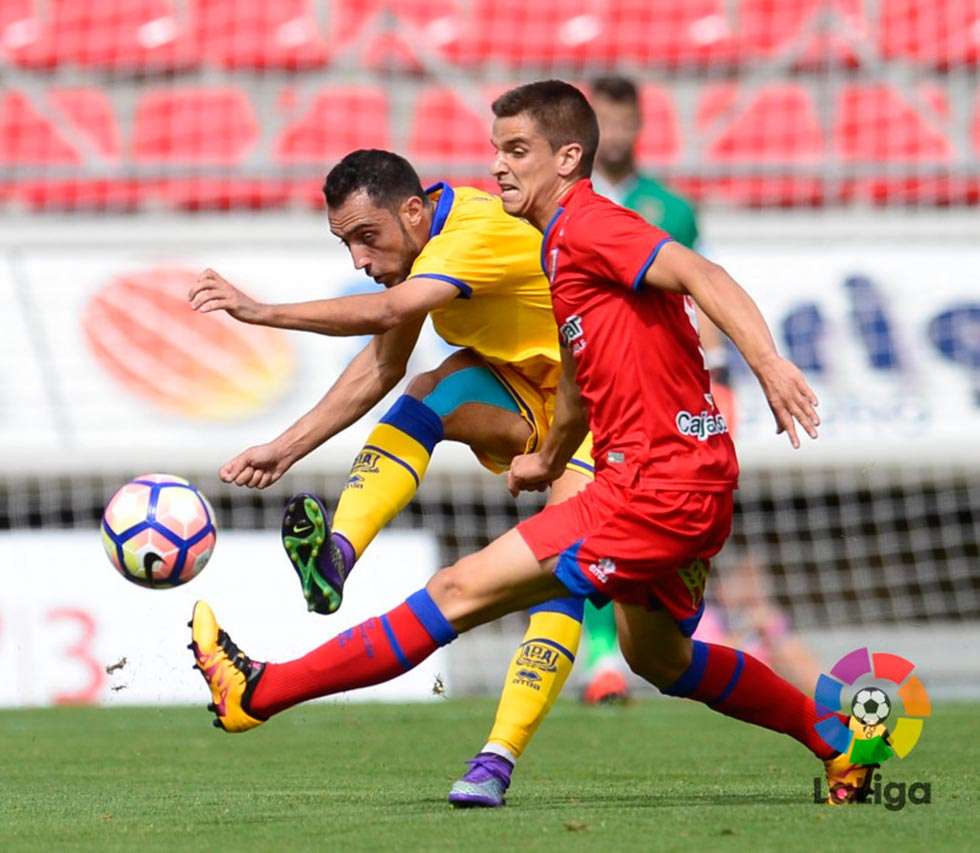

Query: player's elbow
<box><xmin>372</xmin><ymin>302</ymin><xmax>403</xmax><ymax>333</ymax></box>
<box><xmin>682</xmin><ymin>257</ymin><xmax>726</xmax><ymax>297</ymax></box>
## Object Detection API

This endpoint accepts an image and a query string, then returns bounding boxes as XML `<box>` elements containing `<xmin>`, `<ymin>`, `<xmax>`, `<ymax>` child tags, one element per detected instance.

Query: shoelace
<box><xmin>466</xmin><ymin>756</ymin><xmax>509</xmax><ymax>784</ymax></box>
<box><xmin>217</xmin><ymin>630</ymin><xmax>253</xmax><ymax>674</ymax></box>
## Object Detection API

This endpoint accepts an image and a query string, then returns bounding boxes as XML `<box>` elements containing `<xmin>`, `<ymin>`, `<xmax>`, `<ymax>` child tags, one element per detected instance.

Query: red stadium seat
<box><xmin>0</xmin><ymin>1</ymin><xmax>47</xmax><ymax>66</ymax></box>
<box><xmin>635</xmin><ymin>86</ymin><xmax>681</xmax><ymax>166</ymax></box>
<box><xmin>5</xmin><ymin>0</ymin><xmax>191</xmax><ymax>70</ymax></box>
<box><xmin>275</xmin><ymin>87</ymin><xmax>391</xmax><ymax>163</ymax></box>
<box><xmin>48</xmin><ymin>88</ymin><xmax>121</xmax><ymax>160</ymax></box>
<box><xmin>132</xmin><ymin>88</ymin><xmax>258</xmax><ymax>165</ymax></box>
<box><xmin>189</xmin><ymin>0</ymin><xmax>329</xmax><ymax>69</ymax></box>
<box><xmin>878</xmin><ymin>0</ymin><xmax>980</xmax><ymax>67</ymax></box>
<box><xmin>408</xmin><ymin>87</ymin><xmax>496</xmax><ymax>165</ymax></box>
<box><xmin>834</xmin><ymin>84</ymin><xmax>952</xmax><ymax>162</ymax></box>
<box><xmin>602</xmin><ymin>1</ymin><xmax>739</xmax><ymax>67</ymax></box>
<box><xmin>973</xmin><ymin>91</ymin><xmax>980</xmax><ymax>154</ymax></box>
<box><xmin>737</xmin><ymin>0</ymin><xmax>867</xmax><ymax>65</ymax></box>
<box><xmin>443</xmin><ymin>0</ymin><xmax>613</xmax><ymax>67</ymax></box>
<box><xmin>0</xmin><ymin>90</ymin><xmax>79</xmax><ymax>164</ymax></box>
<box><xmin>329</xmin><ymin>1</ymin><xmax>462</xmax><ymax>70</ymax></box>
<box><xmin>699</xmin><ymin>84</ymin><xmax>824</xmax><ymax>163</ymax></box>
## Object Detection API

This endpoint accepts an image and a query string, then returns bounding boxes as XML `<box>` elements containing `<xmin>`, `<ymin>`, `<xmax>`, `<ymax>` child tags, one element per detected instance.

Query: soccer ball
<box><xmin>851</xmin><ymin>687</ymin><xmax>891</xmax><ymax>726</ymax></box>
<box><xmin>101</xmin><ymin>474</ymin><xmax>216</xmax><ymax>588</ymax></box>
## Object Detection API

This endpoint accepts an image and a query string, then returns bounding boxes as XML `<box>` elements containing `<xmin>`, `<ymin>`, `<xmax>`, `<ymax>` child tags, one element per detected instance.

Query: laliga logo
<box><xmin>813</xmin><ymin>647</ymin><xmax>931</xmax><ymax>764</ymax></box>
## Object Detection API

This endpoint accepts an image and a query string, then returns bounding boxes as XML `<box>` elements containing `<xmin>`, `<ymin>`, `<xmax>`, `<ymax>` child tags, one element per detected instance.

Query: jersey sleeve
<box><xmin>575</xmin><ymin>204</ymin><xmax>673</xmax><ymax>292</ymax></box>
<box><xmin>407</xmin><ymin>226</ymin><xmax>498</xmax><ymax>300</ymax></box>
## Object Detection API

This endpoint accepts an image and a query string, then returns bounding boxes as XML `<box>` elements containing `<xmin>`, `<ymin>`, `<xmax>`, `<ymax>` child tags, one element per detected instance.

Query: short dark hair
<box><xmin>323</xmin><ymin>149</ymin><xmax>427</xmax><ymax>210</ymax></box>
<box><xmin>590</xmin><ymin>75</ymin><xmax>639</xmax><ymax>107</ymax></box>
<box><xmin>492</xmin><ymin>80</ymin><xmax>599</xmax><ymax>178</ymax></box>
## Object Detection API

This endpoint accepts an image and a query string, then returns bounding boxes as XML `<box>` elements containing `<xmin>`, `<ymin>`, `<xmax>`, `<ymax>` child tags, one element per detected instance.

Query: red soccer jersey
<box><xmin>542</xmin><ymin>179</ymin><xmax>738</xmax><ymax>491</ymax></box>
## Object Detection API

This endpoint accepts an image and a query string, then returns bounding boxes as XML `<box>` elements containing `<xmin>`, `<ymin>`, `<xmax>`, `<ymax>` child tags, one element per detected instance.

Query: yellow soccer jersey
<box><xmin>408</xmin><ymin>183</ymin><xmax>560</xmax><ymax>374</ymax></box>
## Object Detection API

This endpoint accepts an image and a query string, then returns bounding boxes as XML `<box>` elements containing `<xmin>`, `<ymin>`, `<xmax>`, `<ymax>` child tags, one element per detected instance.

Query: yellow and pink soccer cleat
<box><xmin>823</xmin><ymin>752</ymin><xmax>877</xmax><ymax>804</ymax></box>
<box><xmin>188</xmin><ymin>600</ymin><xmax>266</xmax><ymax>733</ymax></box>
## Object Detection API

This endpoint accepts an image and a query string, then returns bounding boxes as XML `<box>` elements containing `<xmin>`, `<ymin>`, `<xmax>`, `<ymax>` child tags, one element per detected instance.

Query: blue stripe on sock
<box><xmin>522</xmin><ymin>637</ymin><xmax>576</xmax><ymax>664</ymax></box>
<box><xmin>663</xmin><ymin>639</ymin><xmax>709</xmax><ymax>697</ymax></box>
<box><xmin>406</xmin><ymin>589</ymin><xmax>458</xmax><ymax>646</ymax></box>
<box><xmin>361</xmin><ymin>444</ymin><xmax>421</xmax><ymax>488</ymax></box>
<box><xmin>528</xmin><ymin>596</ymin><xmax>585</xmax><ymax>622</ymax></box>
<box><xmin>379</xmin><ymin>614</ymin><xmax>411</xmax><ymax>671</ymax></box>
<box><xmin>711</xmin><ymin>650</ymin><xmax>745</xmax><ymax>706</ymax></box>
<box><xmin>379</xmin><ymin>395</ymin><xmax>445</xmax><ymax>454</ymax></box>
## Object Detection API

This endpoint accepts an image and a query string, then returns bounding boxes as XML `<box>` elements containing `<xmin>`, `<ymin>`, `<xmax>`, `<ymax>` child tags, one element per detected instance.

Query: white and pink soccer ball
<box><xmin>101</xmin><ymin>474</ymin><xmax>216</xmax><ymax>588</ymax></box>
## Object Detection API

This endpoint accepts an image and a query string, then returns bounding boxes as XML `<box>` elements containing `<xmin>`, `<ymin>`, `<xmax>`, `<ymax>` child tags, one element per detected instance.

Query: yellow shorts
<box><xmin>479</xmin><ymin>361</ymin><xmax>595</xmax><ymax>479</ymax></box>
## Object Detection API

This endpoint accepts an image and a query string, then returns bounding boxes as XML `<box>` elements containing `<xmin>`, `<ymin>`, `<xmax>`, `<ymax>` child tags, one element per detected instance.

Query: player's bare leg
<box><xmin>190</xmin><ymin>528</ymin><xmax>571</xmax><ymax>729</ymax></box>
<box><xmin>282</xmin><ymin>348</ymin><xmax>532</xmax><ymax>614</ymax></box>
<box><xmin>614</xmin><ymin>602</ymin><xmax>876</xmax><ymax>804</ymax></box>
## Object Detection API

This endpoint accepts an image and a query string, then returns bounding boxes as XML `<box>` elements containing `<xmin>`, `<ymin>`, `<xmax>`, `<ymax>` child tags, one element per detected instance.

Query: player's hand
<box><xmin>507</xmin><ymin>453</ymin><xmax>562</xmax><ymax>497</ymax></box>
<box><xmin>189</xmin><ymin>268</ymin><xmax>266</xmax><ymax>324</ymax></box>
<box><xmin>220</xmin><ymin>441</ymin><xmax>294</xmax><ymax>489</ymax></box>
<box><xmin>755</xmin><ymin>354</ymin><xmax>819</xmax><ymax>448</ymax></box>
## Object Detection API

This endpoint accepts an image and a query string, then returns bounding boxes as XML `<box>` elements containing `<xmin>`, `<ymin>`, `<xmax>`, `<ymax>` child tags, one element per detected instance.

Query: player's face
<box><xmin>593</xmin><ymin>97</ymin><xmax>640</xmax><ymax>175</ymax></box>
<box><xmin>328</xmin><ymin>190</ymin><xmax>423</xmax><ymax>287</ymax></box>
<box><xmin>491</xmin><ymin>113</ymin><xmax>562</xmax><ymax>219</ymax></box>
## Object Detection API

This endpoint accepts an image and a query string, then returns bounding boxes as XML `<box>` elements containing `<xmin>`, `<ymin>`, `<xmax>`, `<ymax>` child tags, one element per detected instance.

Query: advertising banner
<box><xmin>0</xmin><ymin>529</ymin><xmax>446</xmax><ymax>707</ymax></box>
<box><xmin>1</xmin><ymin>234</ymin><xmax>976</xmax><ymax>470</ymax></box>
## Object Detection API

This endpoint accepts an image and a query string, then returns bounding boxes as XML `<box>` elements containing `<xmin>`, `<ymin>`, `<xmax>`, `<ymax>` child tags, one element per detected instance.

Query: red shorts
<box><xmin>518</xmin><ymin>469</ymin><xmax>734</xmax><ymax>636</ymax></box>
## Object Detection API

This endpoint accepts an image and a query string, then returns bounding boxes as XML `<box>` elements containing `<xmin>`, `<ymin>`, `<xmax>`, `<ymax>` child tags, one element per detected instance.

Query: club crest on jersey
<box><xmin>559</xmin><ymin>314</ymin><xmax>586</xmax><ymax>354</ymax></box>
<box><xmin>588</xmin><ymin>557</ymin><xmax>617</xmax><ymax>584</ymax></box>
<box><xmin>675</xmin><ymin>409</ymin><xmax>729</xmax><ymax>441</ymax></box>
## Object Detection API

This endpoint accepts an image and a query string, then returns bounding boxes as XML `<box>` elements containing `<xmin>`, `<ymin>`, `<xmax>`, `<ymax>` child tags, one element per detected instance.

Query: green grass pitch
<box><xmin>1</xmin><ymin>699</ymin><xmax>975</xmax><ymax>851</ymax></box>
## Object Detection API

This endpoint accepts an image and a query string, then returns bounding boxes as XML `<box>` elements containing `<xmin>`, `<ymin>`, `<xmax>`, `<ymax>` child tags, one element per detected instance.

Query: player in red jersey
<box><xmin>188</xmin><ymin>81</ymin><xmax>873</xmax><ymax>805</ymax></box>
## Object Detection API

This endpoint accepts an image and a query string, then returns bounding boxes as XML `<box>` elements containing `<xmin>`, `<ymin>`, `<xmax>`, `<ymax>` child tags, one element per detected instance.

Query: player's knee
<box><xmin>404</xmin><ymin>370</ymin><xmax>441</xmax><ymax>401</ymax></box>
<box><xmin>425</xmin><ymin>560</ymin><xmax>480</xmax><ymax>617</ymax></box>
<box><xmin>623</xmin><ymin>642</ymin><xmax>692</xmax><ymax>690</ymax></box>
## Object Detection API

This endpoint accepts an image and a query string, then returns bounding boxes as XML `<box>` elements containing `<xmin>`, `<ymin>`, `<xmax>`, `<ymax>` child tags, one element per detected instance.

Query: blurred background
<box><xmin>0</xmin><ymin>1</ymin><xmax>977</xmax><ymax>706</ymax></box>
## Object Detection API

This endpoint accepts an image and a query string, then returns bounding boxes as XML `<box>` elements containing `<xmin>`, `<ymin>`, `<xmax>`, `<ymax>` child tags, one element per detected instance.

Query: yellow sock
<box><xmin>332</xmin><ymin>397</ymin><xmax>443</xmax><ymax>558</ymax></box>
<box><xmin>486</xmin><ymin>608</ymin><xmax>583</xmax><ymax>760</ymax></box>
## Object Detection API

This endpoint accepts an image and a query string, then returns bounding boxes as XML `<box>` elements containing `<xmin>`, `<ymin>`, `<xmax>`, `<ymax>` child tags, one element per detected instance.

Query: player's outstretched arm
<box><xmin>644</xmin><ymin>242</ymin><xmax>819</xmax><ymax>448</ymax></box>
<box><xmin>189</xmin><ymin>269</ymin><xmax>459</xmax><ymax>336</ymax></box>
<box><xmin>508</xmin><ymin>345</ymin><xmax>589</xmax><ymax>496</ymax></box>
<box><xmin>220</xmin><ymin>316</ymin><xmax>425</xmax><ymax>488</ymax></box>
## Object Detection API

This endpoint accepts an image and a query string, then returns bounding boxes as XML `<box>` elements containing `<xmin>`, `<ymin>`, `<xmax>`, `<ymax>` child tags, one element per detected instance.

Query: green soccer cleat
<box><xmin>281</xmin><ymin>493</ymin><xmax>349</xmax><ymax>615</ymax></box>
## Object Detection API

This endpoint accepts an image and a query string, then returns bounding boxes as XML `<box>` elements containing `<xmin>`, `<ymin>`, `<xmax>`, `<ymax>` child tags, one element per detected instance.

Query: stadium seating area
<box><xmin>1</xmin><ymin>0</ymin><xmax>978</xmax><ymax>209</ymax></box>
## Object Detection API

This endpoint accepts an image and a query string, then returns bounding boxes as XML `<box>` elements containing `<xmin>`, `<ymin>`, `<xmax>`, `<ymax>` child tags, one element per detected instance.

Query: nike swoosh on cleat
<box><xmin>292</xmin><ymin>524</ymin><xmax>313</xmax><ymax>534</ymax></box>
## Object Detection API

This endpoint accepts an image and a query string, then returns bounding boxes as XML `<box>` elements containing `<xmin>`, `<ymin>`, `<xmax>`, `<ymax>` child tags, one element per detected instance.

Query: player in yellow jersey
<box><xmin>189</xmin><ymin>149</ymin><xmax>592</xmax><ymax>806</ymax></box>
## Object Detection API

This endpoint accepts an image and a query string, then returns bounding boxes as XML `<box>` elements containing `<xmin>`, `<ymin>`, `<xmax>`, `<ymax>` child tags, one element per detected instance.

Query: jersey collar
<box><xmin>540</xmin><ymin>180</ymin><xmax>592</xmax><ymax>275</ymax></box>
<box><xmin>559</xmin><ymin>177</ymin><xmax>593</xmax><ymax>207</ymax></box>
<box><xmin>425</xmin><ymin>182</ymin><xmax>455</xmax><ymax>239</ymax></box>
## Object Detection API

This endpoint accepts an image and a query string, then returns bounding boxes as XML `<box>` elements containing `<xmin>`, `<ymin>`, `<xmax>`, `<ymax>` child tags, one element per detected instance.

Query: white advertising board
<box><xmin>0</xmin><ymin>529</ymin><xmax>447</xmax><ymax>708</ymax></box>
<box><xmin>0</xmin><ymin>222</ymin><xmax>976</xmax><ymax>471</ymax></box>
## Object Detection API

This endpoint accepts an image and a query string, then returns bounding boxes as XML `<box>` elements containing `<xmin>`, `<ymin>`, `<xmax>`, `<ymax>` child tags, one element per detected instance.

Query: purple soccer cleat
<box><xmin>448</xmin><ymin>752</ymin><xmax>514</xmax><ymax>808</ymax></box>
<box><xmin>280</xmin><ymin>493</ymin><xmax>352</xmax><ymax>614</ymax></box>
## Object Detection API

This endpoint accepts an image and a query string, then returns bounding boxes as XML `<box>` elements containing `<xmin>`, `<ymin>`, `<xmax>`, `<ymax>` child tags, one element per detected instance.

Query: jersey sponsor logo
<box><xmin>587</xmin><ymin>557</ymin><xmax>617</xmax><ymax>584</ymax></box>
<box><xmin>675</xmin><ymin>409</ymin><xmax>729</xmax><ymax>441</ymax></box>
<box><xmin>559</xmin><ymin>314</ymin><xmax>584</xmax><ymax>349</ymax></box>
<box><xmin>678</xmin><ymin>558</ymin><xmax>709</xmax><ymax>607</ymax></box>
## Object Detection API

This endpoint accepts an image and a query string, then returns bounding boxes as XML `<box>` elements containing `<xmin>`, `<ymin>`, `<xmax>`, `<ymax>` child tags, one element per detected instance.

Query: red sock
<box><xmin>251</xmin><ymin>591</ymin><xmax>456</xmax><ymax>718</ymax></box>
<box><xmin>664</xmin><ymin>641</ymin><xmax>838</xmax><ymax>760</ymax></box>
